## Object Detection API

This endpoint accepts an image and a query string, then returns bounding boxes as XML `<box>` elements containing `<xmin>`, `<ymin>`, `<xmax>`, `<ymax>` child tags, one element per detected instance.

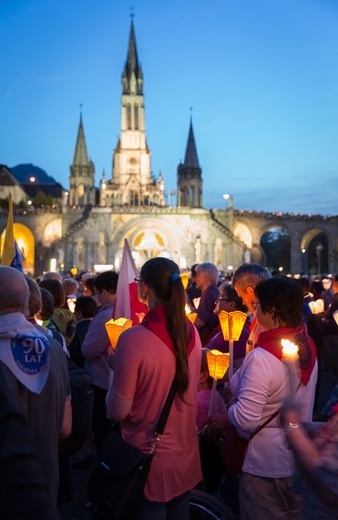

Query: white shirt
<box><xmin>228</xmin><ymin>347</ymin><xmax>318</xmax><ymax>477</ymax></box>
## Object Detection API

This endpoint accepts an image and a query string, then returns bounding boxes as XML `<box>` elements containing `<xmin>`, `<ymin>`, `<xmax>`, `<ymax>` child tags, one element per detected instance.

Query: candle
<box><xmin>228</xmin><ymin>340</ymin><xmax>234</xmax><ymax>381</ymax></box>
<box><xmin>218</xmin><ymin>310</ymin><xmax>247</xmax><ymax>381</ymax></box>
<box><xmin>218</xmin><ymin>310</ymin><xmax>247</xmax><ymax>341</ymax></box>
<box><xmin>185</xmin><ymin>303</ymin><xmax>197</xmax><ymax>324</ymax></box>
<box><xmin>105</xmin><ymin>317</ymin><xmax>132</xmax><ymax>351</ymax></box>
<box><xmin>206</xmin><ymin>349</ymin><xmax>229</xmax><ymax>417</ymax></box>
<box><xmin>180</xmin><ymin>272</ymin><xmax>190</xmax><ymax>290</ymax></box>
<box><xmin>186</xmin><ymin>312</ymin><xmax>197</xmax><ymax>324</ymax></box>
<box><xmin>281</xmin><ymin>339</ymin><xmax>300</xmax><ymax>399</ymax></box>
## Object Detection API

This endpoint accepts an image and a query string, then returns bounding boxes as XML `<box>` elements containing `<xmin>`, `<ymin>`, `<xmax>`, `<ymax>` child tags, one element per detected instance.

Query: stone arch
<box><xmin>1</xmin><ymin>223</ymin><xmax>35</xmax><ymax>274</ymax></box>
<box><xmin>133</xmin><ymin>229</ymin><xmax>166</xmax><ymax>262</ymax></box>
<box><xmin>233</xmin><ymin>222</ymin><xmax>252</xmax><ymax>249</ymax></box>
<box><xmin>300</xmin><ymin>228</ymin><xmax>323</xmax><ymax>251</ymax></box>
<box><xmin>300</xmin><ymin>228</ymin><xmax>329</xmax><ymax>275</ymax></box>
<box><xmin>111</xmin><ymin>217</ymin><xmax>188</xmax><ymax>270</ymax></box>
<box><xmin>43</xmin><ymin>218</ymin><xmax>62</xmax><ymax>247</ymax></box>
<box><xmin>117</xmin><ymin>227</ymin><xmax>169</xmax><ymax>269</ymax></box>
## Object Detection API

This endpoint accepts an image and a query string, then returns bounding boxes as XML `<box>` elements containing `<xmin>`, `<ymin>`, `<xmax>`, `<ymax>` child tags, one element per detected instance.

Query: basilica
<box><xmin>1</xmin><ymin>19</ymin><xmax>336</xmax><ymax>276</ymax></box>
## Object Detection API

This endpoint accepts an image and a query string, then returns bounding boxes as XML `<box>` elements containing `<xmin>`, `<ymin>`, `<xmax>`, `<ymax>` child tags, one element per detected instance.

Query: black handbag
<box><xmin>88</xmin><ymin>379</ymin><xmax>177</xmax><ymax>519</ymax></box>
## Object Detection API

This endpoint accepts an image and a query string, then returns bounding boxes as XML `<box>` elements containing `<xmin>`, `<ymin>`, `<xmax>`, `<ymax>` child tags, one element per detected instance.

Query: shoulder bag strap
<box><xmin>249</xmin><ymin>380</ymin><xmax>303</xmax><ymax>440</ymax></box>
<box><xmin>249</xmin><ymin>408</ymin><xmax>280</xmax><ymax>440</ymax></box>
<box><xmin>155</xmin><ymin>378</ymin><xmax>177</xmax><ymax>435</ymax></box>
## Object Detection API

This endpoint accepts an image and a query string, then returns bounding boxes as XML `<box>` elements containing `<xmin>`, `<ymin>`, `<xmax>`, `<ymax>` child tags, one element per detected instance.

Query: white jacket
<box><xmin>228</xmin><ymin>347</ymin><xmax>318</xmax><ymax>477</ymax></box>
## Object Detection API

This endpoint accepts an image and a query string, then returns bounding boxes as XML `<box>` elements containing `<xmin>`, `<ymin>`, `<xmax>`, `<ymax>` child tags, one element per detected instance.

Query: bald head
<box><xmin>42</xmin><ymin>271</ymin><xmax>62</xmax><ymax>283</ymax></box>
<box><xmin>0</xmin><ymin>267</ymin><xmax>29</xmax><ymax>315</ymax></box>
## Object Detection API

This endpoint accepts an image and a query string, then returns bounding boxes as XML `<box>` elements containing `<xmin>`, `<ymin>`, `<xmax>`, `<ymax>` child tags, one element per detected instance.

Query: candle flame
<box><xmin>281</xmin><ymin>339</ymin><xmax>299</xmax><ymax>355</ymax></box>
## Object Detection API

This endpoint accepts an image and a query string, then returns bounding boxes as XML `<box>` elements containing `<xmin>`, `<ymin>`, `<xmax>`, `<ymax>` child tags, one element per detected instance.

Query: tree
<box><xmin>32</xmin><ymin>191</ymin><xmax>54</xmax><ymax>208</ymax></box>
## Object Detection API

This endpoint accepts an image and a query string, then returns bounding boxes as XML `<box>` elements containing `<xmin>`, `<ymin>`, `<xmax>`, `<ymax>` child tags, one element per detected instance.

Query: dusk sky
<box><xmin>1</xmin><ymin>0</ymin><xmax>338</xmax><ymax>215</ymax></box>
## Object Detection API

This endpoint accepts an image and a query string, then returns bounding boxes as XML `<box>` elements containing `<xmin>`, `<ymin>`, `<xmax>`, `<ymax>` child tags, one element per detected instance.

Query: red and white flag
<box><xmin>113</xmin><ymin>239</ymin><xmax>147</xmax><ymax>325</ymax></box>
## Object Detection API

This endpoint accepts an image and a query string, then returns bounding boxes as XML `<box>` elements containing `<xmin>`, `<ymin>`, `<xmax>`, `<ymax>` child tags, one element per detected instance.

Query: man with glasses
<box><xmin>232</xmin><ymin>263</ymin><xmax>271</xmax><ymax>353</ymax></box>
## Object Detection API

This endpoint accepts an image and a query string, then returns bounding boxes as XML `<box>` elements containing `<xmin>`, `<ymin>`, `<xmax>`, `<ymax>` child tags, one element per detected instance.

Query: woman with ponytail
<box><xmin>106</xmin><ymin>257</ymin><xmax>202</xmax><ymax>519</ymax></box>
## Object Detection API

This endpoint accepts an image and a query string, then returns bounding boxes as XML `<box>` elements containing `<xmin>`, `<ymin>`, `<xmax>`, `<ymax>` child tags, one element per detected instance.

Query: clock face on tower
<box><xmin>129</xmin><ymin>157</ymin><xmax>138</xmax><ymax>165</ymax></box>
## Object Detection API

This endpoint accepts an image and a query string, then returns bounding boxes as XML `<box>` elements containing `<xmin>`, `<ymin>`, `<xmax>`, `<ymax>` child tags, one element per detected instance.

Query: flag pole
<box><xmin>1</xmin><ymin>193</ymin><xmax>15</xmax><ymax>266</ymax></box>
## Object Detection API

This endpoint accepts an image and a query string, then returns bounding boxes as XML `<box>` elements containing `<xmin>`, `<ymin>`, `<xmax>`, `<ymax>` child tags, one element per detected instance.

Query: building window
<box><xmin>134</xmin><ymin>104</ymin><xmax>139</xmax><ymax>129</ymax></box>
<box><xmin>127</xmin><ymin>104</ymin><xmax>132</xmax><ymax>129</ymax></box>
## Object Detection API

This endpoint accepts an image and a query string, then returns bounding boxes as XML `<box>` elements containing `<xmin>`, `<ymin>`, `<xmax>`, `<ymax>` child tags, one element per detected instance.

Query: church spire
<box><xmin>183</xmin><ymin>117</ymin><xmax>200</xmax><ymax>168</ymax></box>
<box><xmin>72</xmin><ymin>112</ymin><xmax>89</xmax><ymax>166</ymax></box>
<box><xmin>100</xmin><ymin>17</ymin><xmax>165</xmax><ymax>208</ymax></box>
<box><xmin>69</xmin><ymin>110</ymin><xmax>95</xmax><ymax>207</ymax></box>
<box><xmin>122</xmin><ymin>18</ymin><xmax>143</xmax><ymax>95</ymax></box>
<box><xmin>177</xmin><ymin>115</ymin><xmax>203</xmax><ymax>208</ymax></box>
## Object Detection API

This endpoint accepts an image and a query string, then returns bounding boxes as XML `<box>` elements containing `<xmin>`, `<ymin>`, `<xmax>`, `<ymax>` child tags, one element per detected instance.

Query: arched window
<box><xmin>190</xmin><ymin>186</ymin><xmax>195</xmax><ymax>206</ymax></box>
<box><xmin>126</xmin><ymin>104</ymin><xmax>132</xmax><ymax>129</ymax></box>
<box><xmin>134</xmin><ymin>104</ymin><xmax>139</xmax><ymax>129</ymax></box>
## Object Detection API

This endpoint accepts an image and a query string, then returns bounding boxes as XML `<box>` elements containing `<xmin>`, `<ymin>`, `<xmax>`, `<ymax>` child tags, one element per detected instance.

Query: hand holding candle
<box><xmin>281</xmin><ymin>339</ymin><xmax>300</xmax><ymax>399</ymax></box>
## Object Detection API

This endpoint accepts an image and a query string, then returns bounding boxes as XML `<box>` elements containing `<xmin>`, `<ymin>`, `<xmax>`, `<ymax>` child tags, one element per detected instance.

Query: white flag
<box><xmin>113</xmin><ymin>239</ymin><xmax>147</xmax><ymax>324</ymax></box>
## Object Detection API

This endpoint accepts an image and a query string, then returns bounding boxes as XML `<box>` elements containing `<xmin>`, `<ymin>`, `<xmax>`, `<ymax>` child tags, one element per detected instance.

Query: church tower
<box><xmin>100</xmin><ymin>18</ymin><xmax>165</xmax><ymax>207</ymax></box>
<box><xmin>69</xmin><ymin>112</ymin><xmax>96</xmax><ymax>206</ymax></box>
<box><xmin>177</xmin><ymin>118</ymin><xmax>203</xmax><ymax>207</ymax></box>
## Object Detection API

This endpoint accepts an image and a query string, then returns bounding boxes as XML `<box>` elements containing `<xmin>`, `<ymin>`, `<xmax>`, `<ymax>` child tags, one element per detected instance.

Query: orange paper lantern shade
<box><xmin>180</xmin><ymin>272</ymin><xmax>189</xmax><ymax>290</ymax></box>
<box><xmin>186</xmin><ymin>312</ymin><xmax>197</xmax><ymax>324</ymax></box>
<box><xmin>70</xmin><ymin>266</ymin><xmax>78</xmax><ymax>276</ymax></box>
<box><xmin>219</xmin><ymin>310</ymin><xmax>247</xmax><ymax>341</ymax></box>
<box><xmin>105</xmin><ymin>317</ymin><xmax>132</xmax><ymax>350</ymax></box>
<box><xmin>206</xmin><ymin>349</ymin><xmax>230</xmax><ymax>380</ymax></box>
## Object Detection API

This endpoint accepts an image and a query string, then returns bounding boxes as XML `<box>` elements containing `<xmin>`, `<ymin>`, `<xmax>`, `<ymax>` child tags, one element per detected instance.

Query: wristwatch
<box><xmin>283</xmin><ymin>422</ymin><xmax>300</xmax><ymax>434</ymax></box>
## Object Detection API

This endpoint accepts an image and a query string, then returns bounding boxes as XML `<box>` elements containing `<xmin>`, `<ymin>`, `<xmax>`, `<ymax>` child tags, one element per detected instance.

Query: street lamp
<box><xmin>223</xmin><ymin>193</ymin><xmax>233</xmax><ymax>209</ymax></box>
<box><xmin>316</xmin><ymin>243</ymin><xmax>323</xmax><ymax>275</ymax></box>
<box><xmin>169</xmin><ymin>190</ymin><xmax>176</xmax><ymax>206</ymax></box>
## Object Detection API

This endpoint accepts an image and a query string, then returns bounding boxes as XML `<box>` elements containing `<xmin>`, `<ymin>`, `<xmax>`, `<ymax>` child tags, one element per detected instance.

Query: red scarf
<box><xmin>255</xmin><ymin>326</ymin><xmax>316</xmax><ymax>385</ymax></box>
<box><xmin>140</xmin><ymin>305</ymin><xmax>195</xmax><ymax>356</ymax></box>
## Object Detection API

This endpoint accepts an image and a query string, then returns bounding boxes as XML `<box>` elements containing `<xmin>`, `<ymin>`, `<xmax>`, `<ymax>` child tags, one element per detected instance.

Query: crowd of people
<box><xmin>1</xmin><ymin>260</ymin><xmax>338</xmax><ymax>519</ymax></box>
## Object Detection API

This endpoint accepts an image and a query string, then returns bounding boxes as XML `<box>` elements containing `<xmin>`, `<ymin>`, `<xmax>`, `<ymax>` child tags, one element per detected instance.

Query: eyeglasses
<box><xmin>251</xmin><ymin>301</ymin><xmax>260</xmax><ymax>311</ymax></box>
<box><xmin>134</xmin><ymin>277</ymin><xmax>142</xmax><ymax>283</ymax></box>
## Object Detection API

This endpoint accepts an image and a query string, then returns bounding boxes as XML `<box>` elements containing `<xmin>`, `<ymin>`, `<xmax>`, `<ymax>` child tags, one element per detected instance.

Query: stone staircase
<box><xmin>209</xmin><ymin>210</ymin><xmax>246</xmax><ymax>249</ymax></box>
<box><xmin>53</xmin><ymin>206</ymin><xmax>92</xmax><ymax>248</ymax></box>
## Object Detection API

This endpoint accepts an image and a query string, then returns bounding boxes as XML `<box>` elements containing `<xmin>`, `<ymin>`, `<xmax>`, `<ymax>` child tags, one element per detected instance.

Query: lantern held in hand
<box><xmin>206</xmin><ymin>349</ymin><xmax>229</xmax><ymax>417</ymax></box>
<box><xmin>218</xmin><ymin>310</ymin><xmax>247</xmax><ymax>380</ymax></box>
<box><xmin>105</xmin><ymin>317</ymin><xmax>132</xmax><ymax>351</ymax></box>
<box><xmin>180</xmin><ymin>272</ymin><xmax>190</xmax><ymax>290</ymax></box>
